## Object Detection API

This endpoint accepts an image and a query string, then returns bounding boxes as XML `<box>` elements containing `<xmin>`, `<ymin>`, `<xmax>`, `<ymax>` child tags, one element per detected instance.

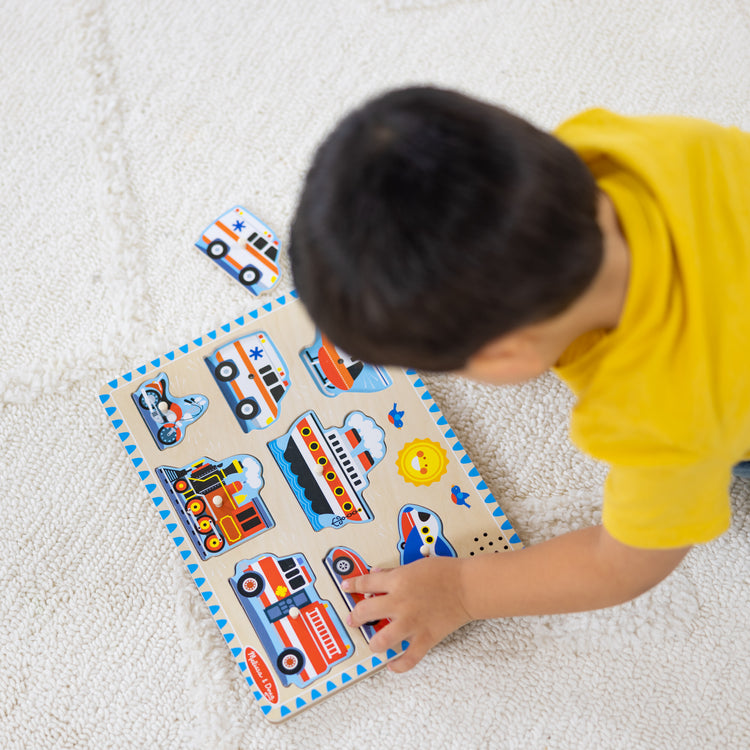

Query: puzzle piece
<box><xmin>205</xmin><ymin>331</ymin><xmax>290</xmax><ymax>432</ymax></box>
<box><xmin>156</xmin><ymin>454</ymin><xmax>274</xmax><ymax>559</ymax></box>
<box><xmin>324</xmin><ymin>546</ymin><xmax>390</xmax><ymax>642</ymax></box>
<box><xmin>268</xmin><ymin>411</ymin><xmax>384</xmax><ymax>530</ymax></box>
<box><xmin>196</xmin><ymin>206</ymin><xmax>281</xmax><ymax>294</ymax></box>
<box><xmin>300</xmin><ymin>330</ymin><xmax>392</xmax><ymax>397</ymax></box>
<box><xmin>230</xmin><ymin>553</ymin><xmax>354</xmax><ymax>689</ymax></box>
<box><xmin>397</xmin><ymin>504</ymin><xmax>457</xmax><ymax>564</ymax></box>
<box><xmin>132</xmin><ymin>373</ymin><xmax>208</xmax><ymax>450</ymax></box>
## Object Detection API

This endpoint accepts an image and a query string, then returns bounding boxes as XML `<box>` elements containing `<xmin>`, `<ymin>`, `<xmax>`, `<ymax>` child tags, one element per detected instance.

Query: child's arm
<box><xmin>342</xmin><ymin>525</ymin><xmax>691</xmax><ymax>673</ymax></box>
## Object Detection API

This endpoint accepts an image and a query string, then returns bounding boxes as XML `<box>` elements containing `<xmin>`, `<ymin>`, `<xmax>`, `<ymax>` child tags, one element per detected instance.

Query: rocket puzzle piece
<box><xmin>324</xmin><ymin>546</ymin><xmax>390</xmax><ymax>642</ymax></box>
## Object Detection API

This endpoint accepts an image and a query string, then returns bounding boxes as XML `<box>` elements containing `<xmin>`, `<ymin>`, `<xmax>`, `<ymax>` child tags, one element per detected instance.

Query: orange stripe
<box><xmin>234</xmin><ymin>341</ymin><xmax>277</xmax><ymax>417</ymax></box>
<box><xmin>216</xmin><ymin>219</ymin><xmax>239</xmax><ymax>242</ymax></box>
<box><xmin>243</xmin><ymin>241</ymin><xmax>278</xmax><ymax>273</ymax></box>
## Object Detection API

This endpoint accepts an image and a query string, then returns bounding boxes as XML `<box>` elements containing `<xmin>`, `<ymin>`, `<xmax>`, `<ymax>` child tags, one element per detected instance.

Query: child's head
<box><xmin>289</xmin><ymin>86</ymin><xmax>603</xmax><ymax>371</ymax></box>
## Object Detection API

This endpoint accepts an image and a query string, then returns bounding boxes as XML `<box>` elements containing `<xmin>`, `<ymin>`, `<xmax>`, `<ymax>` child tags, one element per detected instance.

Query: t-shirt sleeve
<box><xmin>602</xmin><ymin>459</ymin><xmax>733</xmax><ymax>548</ymax></box>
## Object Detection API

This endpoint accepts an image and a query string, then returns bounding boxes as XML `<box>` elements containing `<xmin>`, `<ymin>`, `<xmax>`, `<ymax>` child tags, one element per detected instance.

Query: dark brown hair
<box><xmin>290</xmin><ymin>86</ymin><xmax>602</xmax><ymax>370</ymax></box>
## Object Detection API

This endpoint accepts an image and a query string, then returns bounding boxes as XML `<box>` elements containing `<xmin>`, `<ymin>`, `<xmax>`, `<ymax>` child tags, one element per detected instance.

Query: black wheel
<box><xmin>235</xmin><ymin>397</ymin><xmax>260</xmax><ymax>421</ymax></box>
<box><xmin>332</xmin><ymin>556</ymin><xmax>355</xmax><ymax>576</ymax></box>
<box><xmin>157</xmin><ymin>425</ymin><xmax>178</xmax><ymax>445</ymax></box>
<box><xmin>139</xmin><ymin>389</ymin><xmax>162</xmax><ymax>410</ymax></box>
<box><xmin>239</xmin><ymin>265</ymin><xmax>261</xmax><ymax>287</ymax></box>
<box><xmin>236</xmin><ymin>572</ymin><xmax>264</xmax><ymax>597</ymax></box>
<box><xmin>277</xmin><ymin>648</ymin><xmax>305</xmax><ymax>676</ymax></box>
<box><xmin>206</xmin><ymin>239</ymin><xmax>229</xmax><ymax>259</ymax></box>
<box><xmin>214</xmin><ymin>360</ymin><xmax>239</xmax><ymax>382</ymax></box>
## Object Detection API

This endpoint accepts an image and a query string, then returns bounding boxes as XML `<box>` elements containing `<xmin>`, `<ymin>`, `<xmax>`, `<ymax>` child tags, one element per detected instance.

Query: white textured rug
<box><xmin>2</xmin><ymin>1</ymin><xmax>749</xmax><ymax>748</ymax></box>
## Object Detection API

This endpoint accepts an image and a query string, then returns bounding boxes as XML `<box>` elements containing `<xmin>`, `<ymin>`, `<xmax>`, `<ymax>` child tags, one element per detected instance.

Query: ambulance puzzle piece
<box><xmin>196</xmin><ymin>205</ymin><xmax>281</xmax><ymax>295</ymax></box>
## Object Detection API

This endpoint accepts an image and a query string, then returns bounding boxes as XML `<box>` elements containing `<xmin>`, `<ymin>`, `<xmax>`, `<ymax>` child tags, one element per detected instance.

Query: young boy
<box><xmin>288</xmin><ymin>87</ymin><xmax>750</xmax><ymax>673</ymax></box>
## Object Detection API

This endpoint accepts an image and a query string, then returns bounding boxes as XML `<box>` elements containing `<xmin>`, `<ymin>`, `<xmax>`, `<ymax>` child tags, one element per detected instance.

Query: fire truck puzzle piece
<box><xmin>323</xmin><ymin>546</ymin><xmax>390</xmax><ymax>643</ymax></box>
<box><xmin>132</xmin><ymin>372</ymin><xmax>208</xmax><ymax>450</ymax></box>
<box><xmin>300</xmin><ymin>330</ymin><xmax>392</xmax><ymax>397</ymax></box>
<box><xmin>205</xmin><ymin>331</ymin><xmax>290</xmax><ymax>432</ymax></box>
<box><xmin>398</xmin><ymin>504</ymin><xmax>457</xmax><ymax>565</ymax></box>
<box><xmin>267</xmin><ymin>410</ymin><xmax>385</xmax><ymax>531</ymax></box>
<box><xmin>230</xmin><ymin>553</ymin><xmax>354</xmax><ymax>689</ymax></box>
<box><xmin>195</xmin><ymin>206</ymin><xmax>281</xmax><ymax>295</ymax></box>
<box><xmin>156</xmin><ymin>454</ymin><xmax>274</xmax><ymax>560</ymax></box>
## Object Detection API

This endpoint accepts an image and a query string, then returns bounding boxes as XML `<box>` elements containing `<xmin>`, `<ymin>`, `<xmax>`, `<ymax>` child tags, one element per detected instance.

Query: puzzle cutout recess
<box><xmin>99</xmin><ymin>208</ymin><xmax>522</xmax><ymax>722</ymax></box>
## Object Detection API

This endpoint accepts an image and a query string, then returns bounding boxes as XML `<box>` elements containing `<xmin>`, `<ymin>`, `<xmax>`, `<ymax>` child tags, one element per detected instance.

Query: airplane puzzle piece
<box><xmin>397</xmin><ymin>504</ymin><xmax>457</xmax><ymax>565</ymax></box>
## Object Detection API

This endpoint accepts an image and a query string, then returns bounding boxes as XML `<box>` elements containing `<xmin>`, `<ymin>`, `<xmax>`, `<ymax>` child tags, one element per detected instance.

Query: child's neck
<box><xmin>527</xmin><ymin>190</ymin><xmax>631</xmax><ymax>371</ymax></box>
<box><xmin>589</xmin><ymin>190</ymin><xmax>631</xmax><ymax>333</ymax></box>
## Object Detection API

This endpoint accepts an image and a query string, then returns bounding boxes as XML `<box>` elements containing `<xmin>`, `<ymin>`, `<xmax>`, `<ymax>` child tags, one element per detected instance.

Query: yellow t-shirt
<box><xmin>553</xmin><ymin>109</ymin><xmax>750</xmax><ymax>549</ymax></box>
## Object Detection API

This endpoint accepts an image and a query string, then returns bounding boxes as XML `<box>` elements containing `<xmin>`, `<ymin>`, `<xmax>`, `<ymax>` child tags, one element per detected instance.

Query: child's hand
<box><xmin>342</xmin><ymin>556</ymin><xmax>472</xmax><ymax>673</ymax></box>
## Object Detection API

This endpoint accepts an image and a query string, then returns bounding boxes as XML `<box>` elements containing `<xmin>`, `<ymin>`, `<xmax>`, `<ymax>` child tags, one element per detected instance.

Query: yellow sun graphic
<box><xmin>396</xmin><ymin>438</ymin><xmax>449</xmax><ymax>486</ymax></box>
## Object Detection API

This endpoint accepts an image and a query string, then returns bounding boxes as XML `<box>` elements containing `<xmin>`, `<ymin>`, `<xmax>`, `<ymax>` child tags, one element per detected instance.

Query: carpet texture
<box><xmin>2</xmin><ymin>1</ymin><xmax>749</xmax><ymax>748</ymax></box>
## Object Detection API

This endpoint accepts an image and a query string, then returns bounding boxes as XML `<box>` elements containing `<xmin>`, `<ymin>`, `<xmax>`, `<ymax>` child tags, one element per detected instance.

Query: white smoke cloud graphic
<box><xmin>239</xmin><ymin>455</ymin><xmax>264</xmax><ymax>490</ymax></box>
<box><xmin>346</xmin><ymin>412</ymin><xmax>386</xmax><ymax>461</ymax></box>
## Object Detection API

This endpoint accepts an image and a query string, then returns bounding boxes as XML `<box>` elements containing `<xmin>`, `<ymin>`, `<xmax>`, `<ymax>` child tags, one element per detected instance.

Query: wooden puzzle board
<box><xmin>99</xmin><ymin>292</ymin><xmax>522</xmax><ymax>722</ymax></box>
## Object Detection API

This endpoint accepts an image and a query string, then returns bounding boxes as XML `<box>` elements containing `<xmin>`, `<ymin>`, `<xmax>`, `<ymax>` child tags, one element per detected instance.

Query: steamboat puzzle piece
<box><xmin>300</xmin><ymin>330</ymin><xmax>392</xmax><ymax>397</ymax></box>
<box><xmin>398</xmin><ymin>504</ymin><xmax>457</xmax><ymax>564</ymax></box>
<box><xmin>132</xmin><ymin>372</ymin><xmax>208</xmax><ymax>450</ymax></box>
<box><xmin>205</xmin><ymin>331</ymin><xmax>290</xmax><ymax>432</ymax></box>
<box><xmin>268</xmin><ymin>410</ymin><xmax>385</xmax><ymax>531</ymax></box>
<box><xmin>324</xmin><ymin>546</ymin><xmax>390</xmax><ymax>643</ymax></box>
<box><xmin>196</xmin><ymin>206</ymin><xmax>281</xmax><ymax>295</ymax></box>
<box><xmin>230</xmin><ymin>553</ymin><xmax>354</xmax><ymax>689</ymax></box>
<box><xmin>156</xmin><ymin>454</ymin><xmax>274</xmax><ymax>559</ymax></box>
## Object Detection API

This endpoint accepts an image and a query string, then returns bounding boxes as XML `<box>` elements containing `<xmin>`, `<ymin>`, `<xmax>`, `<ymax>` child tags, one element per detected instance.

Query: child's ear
<box><xmin>460</xmin><ymin>332</ymin><xmax>545</xmax><ymax>385</ymax></box>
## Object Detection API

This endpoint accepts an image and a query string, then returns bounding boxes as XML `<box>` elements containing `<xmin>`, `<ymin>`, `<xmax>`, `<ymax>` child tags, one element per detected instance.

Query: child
<box><xmin>288</xmin><ymin>87</ymin><xmax>750</xmax><ymax>673</ymax></box>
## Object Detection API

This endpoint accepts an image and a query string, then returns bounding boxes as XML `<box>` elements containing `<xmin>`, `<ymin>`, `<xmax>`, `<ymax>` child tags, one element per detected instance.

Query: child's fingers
<box><xmin>367</xmin><ymin>619</ymin><xmax>410</xmax><ymax>655</ymax></box>
<box><xmin>387</xmin><ymin>639</ymin><xmax>427</xmax><ymax>673</ymax></box>
<box><xmin>341</xmin><ymin>568</ymin><xmax>391</xmax><ymax>595</ymax></box>
<box><xmin>347</xmin><ymin>592</ymin><xmax>390</xmax><ymax>628</ymax></box>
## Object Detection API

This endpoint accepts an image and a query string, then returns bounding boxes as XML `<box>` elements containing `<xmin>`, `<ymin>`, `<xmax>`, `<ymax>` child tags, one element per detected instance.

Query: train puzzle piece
<box><xmin>230</xmin><ymin>553</ymin><xmax>354</xmax><ymax>689</ymax></box>
<box><xmin>300</xmin><ymin>330</ymin><xmax>392</xmax><ymax>397</ymax></box>
<box><xmin>196</xmin><ymin>206</ymin><xmax>281</xmax><ymax>295</ymax></box>
<box><xmin>132</xmin><ymin>372</ymin><xmax>208</xmax><ymax>450</ymax></box>
<box><xmin>156</xmin><ymin>454</ymin><xmax>274</xmax><ymax>559</ymax></box>
<box><xmin>267</xmin><ymin>410</ymin><xmax>385</xmax><ymax>531</ymax></box>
